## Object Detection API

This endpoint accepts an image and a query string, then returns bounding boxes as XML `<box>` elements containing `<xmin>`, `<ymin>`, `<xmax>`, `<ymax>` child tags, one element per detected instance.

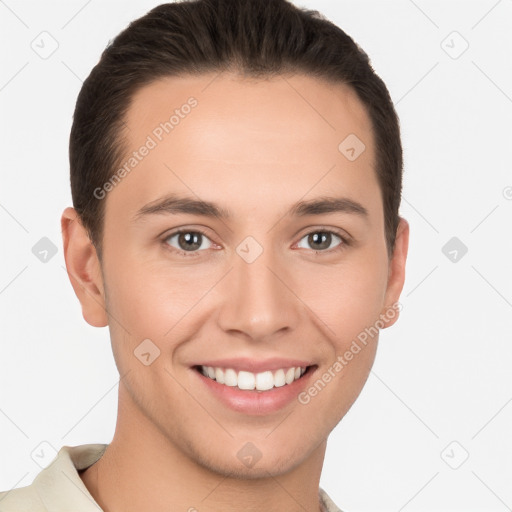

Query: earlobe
<box><xmin>381</xmin><ymin>216</ymin><xmax>410</xmax><ymax>329</ymax></box>
<box><xmin>61</xmin><ymin>207</ymin><xmax>108</xmax><ymax>327</ymax></box>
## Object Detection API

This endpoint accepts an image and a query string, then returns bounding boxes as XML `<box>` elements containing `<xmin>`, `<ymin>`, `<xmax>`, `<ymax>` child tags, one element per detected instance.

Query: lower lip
<box><xmin>193</xmin><ymin>366</ymin><xmax>317</xmax><ymax>415</ymax></box>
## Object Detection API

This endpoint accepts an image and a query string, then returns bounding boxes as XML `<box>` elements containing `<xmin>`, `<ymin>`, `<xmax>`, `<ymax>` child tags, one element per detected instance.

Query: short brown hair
<box><xmin>69</xmin><ymin>0</ymin><xmax>403</xmax><ymax>260</ymax></box>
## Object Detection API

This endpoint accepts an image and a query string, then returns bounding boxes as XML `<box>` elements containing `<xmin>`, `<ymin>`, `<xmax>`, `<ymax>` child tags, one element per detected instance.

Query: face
<box><xmin>63</xmin><ymin>72</ymin><xmax>408</xmax><ymax>478</ymax></box>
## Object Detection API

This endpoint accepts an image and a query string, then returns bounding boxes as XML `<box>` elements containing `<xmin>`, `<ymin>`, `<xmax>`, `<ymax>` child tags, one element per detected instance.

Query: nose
<box><xmin>216</xmin><ymin>240</ymin><xmax>301</xmax><ymax>342</ymax></box>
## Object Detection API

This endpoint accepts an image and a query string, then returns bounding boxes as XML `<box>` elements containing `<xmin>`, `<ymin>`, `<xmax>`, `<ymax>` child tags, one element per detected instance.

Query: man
<box><xmin>0</xmin><ymin>0</ymin><xmax>408</xmax><ymax>510</ymax></box>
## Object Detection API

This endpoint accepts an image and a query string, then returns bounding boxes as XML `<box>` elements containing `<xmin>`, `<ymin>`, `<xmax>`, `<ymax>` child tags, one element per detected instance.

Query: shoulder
<box><xmin>0</xmin><ymin>443</ymin><xmax>108</xmax><ymax>512</ymax></box>
<box><xmin>0</xmin><ymin>485</ymin><xmax>47</xmax><ymax>512</ymax></box>
<box><xmin>319</xmin><ymin>486</ymin><xmax>345</xmax><ymax>512</ymax></box>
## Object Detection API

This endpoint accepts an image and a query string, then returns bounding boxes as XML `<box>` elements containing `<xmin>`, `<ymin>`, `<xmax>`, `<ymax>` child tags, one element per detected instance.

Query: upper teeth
<box><xmin>200</xmin><ymin>366</ymin><xmax>307</xmax><ymax>391</ymax></box>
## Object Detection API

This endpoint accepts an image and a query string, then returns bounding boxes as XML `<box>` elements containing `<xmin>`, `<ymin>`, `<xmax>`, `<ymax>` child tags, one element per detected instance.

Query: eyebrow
<box><xmin>133</xmin><ymin>193</ymin><xmax>369</xmax><ymax>222</ymax></box>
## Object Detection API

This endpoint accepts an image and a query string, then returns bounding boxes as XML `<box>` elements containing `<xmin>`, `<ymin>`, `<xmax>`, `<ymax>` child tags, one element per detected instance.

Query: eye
<box><xmin>296</xmin><ymin>229</ymin><xmax>348</xmax><ymax>253</ymax></box>
<box><xmin>164</xmin><ymin>229</ymin><xmax>214</xmax><ymax>257</ymax></box>
<box><xmin>162</xmin><ymin>227</ymin><xmax>350</xmax><ymax>258</ymax></box>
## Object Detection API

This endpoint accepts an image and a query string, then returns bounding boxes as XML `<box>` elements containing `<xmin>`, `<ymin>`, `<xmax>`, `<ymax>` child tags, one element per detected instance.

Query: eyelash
<box><xmin>162</xmin><ymin>227</ymin><xmax>351</xmax><ymax>258</ymax></box>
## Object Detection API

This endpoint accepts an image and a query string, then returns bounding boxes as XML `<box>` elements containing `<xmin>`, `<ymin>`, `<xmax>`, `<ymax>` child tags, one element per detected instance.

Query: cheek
<box><xmin>297</xmin><ymin>256</ymin><xmax>388</xmax><ymax>345</ymax></box>
<box><xmin>103</xmin><ymin>248</ymin><xmax>197</xmax><ymax>327</ymax></box>
<box><xmin>102</xmin><ymin>252</ymin><xmax>218</xmax><ymax>369</ymax></box>
<box><xmin>300</xmin><ymin>262</ymin><xmax>387</xmax><ymax>424</ymax></box>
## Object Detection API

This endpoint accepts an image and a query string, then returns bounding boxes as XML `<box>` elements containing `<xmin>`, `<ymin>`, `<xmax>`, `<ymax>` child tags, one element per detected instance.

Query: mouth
<box><xmin>192</xmin><ymin>364</ymin><xmax>317</xmax><ymax>392</ymax></box>
<box><xmin>191</xmin><ymin>362</ymin><xmax>319</xmax><ymax>415</ymax></box>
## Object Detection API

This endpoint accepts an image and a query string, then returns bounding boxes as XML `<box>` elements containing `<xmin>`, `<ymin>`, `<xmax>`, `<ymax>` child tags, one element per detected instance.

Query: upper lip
<box><xmin>192</xmin><ymin>358</ymin><xmax>315</xmax><ymax>373</ymax></box>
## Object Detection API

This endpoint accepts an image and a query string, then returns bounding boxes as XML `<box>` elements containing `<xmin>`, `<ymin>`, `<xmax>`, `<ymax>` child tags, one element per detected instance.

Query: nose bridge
<box><xmin>217</xmin><ymin>235</ymin><xmax>299</xmax><ymax>339</ymax></box>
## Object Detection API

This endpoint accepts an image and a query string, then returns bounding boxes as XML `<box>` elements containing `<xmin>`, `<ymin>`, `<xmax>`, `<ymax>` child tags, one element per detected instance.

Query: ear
<box><xmin>61</xmin><ymin>207</ymin><xmax>108</xmax><ymax>327</ymax></box>
<box><xmin>380</xmin><ymin>216</ymin><xmax>409</xmax><ymax>328</ymax></box>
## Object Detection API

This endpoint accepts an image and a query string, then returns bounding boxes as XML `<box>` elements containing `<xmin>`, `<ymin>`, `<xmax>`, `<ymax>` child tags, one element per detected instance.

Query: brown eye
<box><xmin>164</xmin><ymin>230</ymin><xmax>213</xmax><ymax>255</ymax></box>
<box><xmin>296</xmin><ymin>230</ymin><xmax>345</xmax><ymax>252</ymax></box>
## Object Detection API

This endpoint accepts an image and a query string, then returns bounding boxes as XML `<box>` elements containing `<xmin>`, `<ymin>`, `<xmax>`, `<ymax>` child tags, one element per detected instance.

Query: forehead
<box><xmin>107</xmin><ymin>72</ymin><xmax>379</xmax><ymax>222</ymax></box>
<box><xmin>125</xmin><ymin>72</ymin><xmax>373</xmax><ymax>151</ymax></box>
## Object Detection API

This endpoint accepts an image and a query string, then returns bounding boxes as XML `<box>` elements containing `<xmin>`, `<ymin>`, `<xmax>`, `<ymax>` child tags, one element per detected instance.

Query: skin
<box><xmin>61</xmin><ymin>72</ymin><xmax>409</xmax><ymax>512</ymax></box>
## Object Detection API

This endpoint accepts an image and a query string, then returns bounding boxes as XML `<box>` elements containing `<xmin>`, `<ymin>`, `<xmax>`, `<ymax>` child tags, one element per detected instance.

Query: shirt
<box><xmin>0</xmin><ymin>444</ymin><xmax>343</xmax><ymax>511</ymax></box>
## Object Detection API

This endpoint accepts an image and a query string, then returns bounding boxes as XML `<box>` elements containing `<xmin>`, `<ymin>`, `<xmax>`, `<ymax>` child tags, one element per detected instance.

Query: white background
<box><xmin>1</xmin><ymin>1</ymin><xmax>511</xmax><ymax>510</ymax></box>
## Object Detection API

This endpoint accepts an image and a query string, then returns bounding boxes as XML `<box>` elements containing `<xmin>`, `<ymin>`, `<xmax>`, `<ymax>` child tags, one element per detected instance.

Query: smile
<box><xmin>196</xmin><ymin>365</ymin><xmax>310</xmax><ymax>391</ymax></box>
